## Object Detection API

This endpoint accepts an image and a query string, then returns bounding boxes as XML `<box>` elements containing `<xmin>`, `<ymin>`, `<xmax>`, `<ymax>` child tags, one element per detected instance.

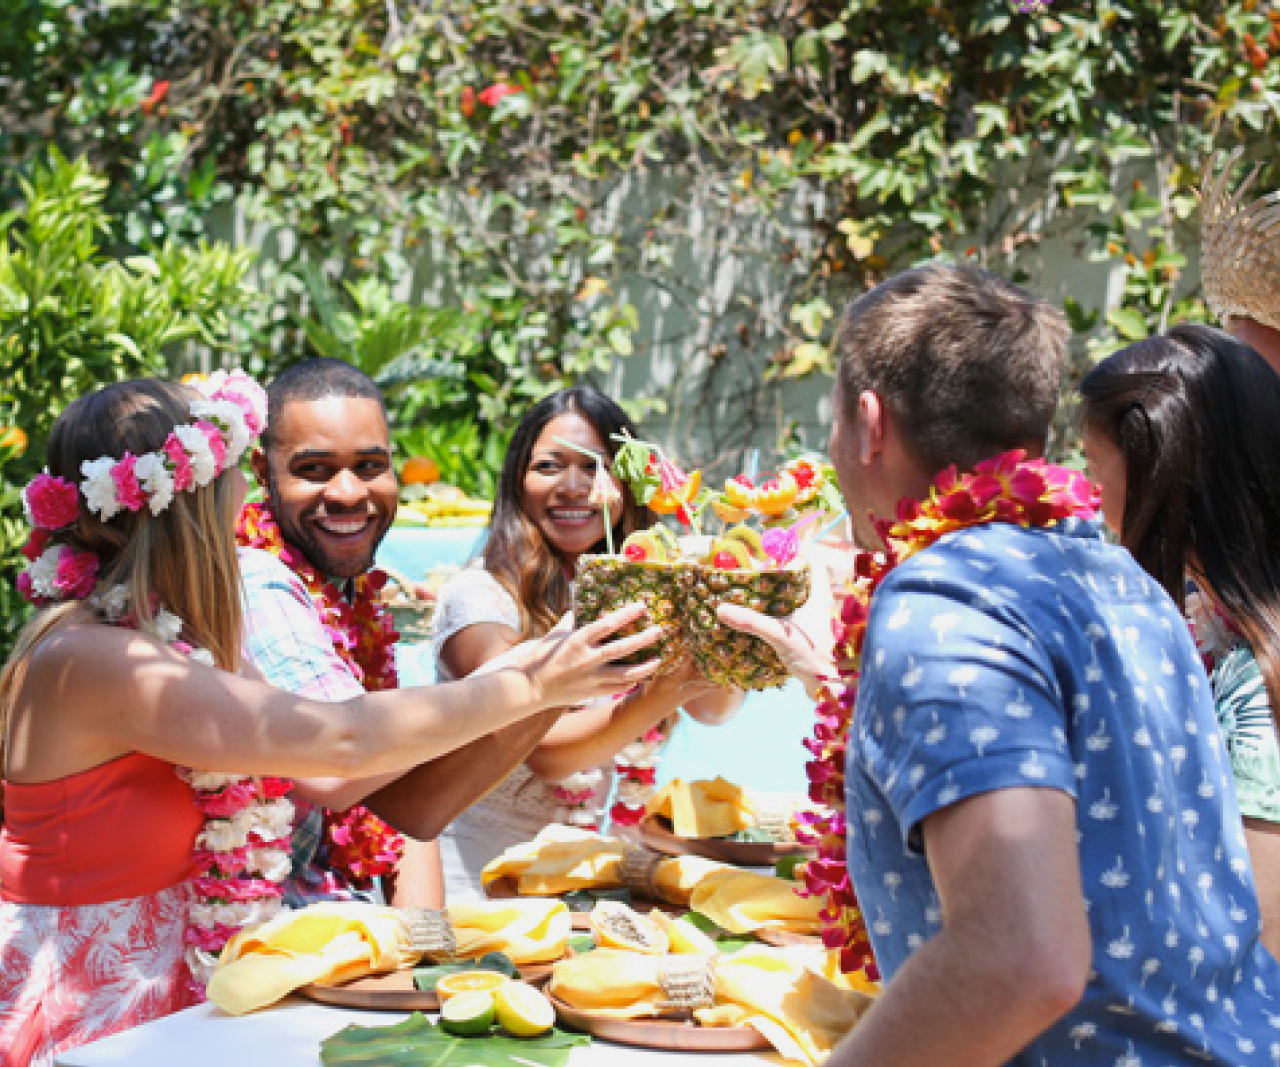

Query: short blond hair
<box><xmin>836</xmin><ymin>264</ymin><xmax>1069</xmax><ymax>477</ymax></box>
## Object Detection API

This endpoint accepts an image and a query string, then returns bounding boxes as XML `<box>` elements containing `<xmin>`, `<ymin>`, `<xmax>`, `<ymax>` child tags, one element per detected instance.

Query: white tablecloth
<box><xmin>55</xmin><ymin>999</ymin><xmax>787</xmax><ymax>1066</ymax></box>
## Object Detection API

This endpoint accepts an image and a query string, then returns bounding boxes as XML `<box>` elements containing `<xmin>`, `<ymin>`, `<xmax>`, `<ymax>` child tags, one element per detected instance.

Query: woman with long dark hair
<box><xmin>432</xmin><ymin>386</ymin><xmax>743</xmax><ymax>899</ymax></box>
<box><xmin>1081</xmin><ymin>323</ymin><xmax>1280</xmax><ymax>955</ymax></box>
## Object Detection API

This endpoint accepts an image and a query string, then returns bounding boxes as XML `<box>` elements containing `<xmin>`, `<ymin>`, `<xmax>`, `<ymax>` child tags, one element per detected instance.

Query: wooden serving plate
<box><xmin>483</xmin><ymin>876</ymin><xmax>677</xmax><ymax>930</ymax></box>
<box><xmin>640</xmin><ymin>816</ymin><xmax>814</xmax><ymax>868</ymax></box>
<box><xmin>298</xmin><ymin>961</ymin><xmax>555</xmax><ymax>1011</ymax></box>
<box><xmin>549</xmin><ymin>994</ymin><xmax>771</xmax><ymax>1052</ymax></box>
<box><xmin>753</xmin><ymin>926</ymin><xmax>824</xmax><ymax>949</ymax></box>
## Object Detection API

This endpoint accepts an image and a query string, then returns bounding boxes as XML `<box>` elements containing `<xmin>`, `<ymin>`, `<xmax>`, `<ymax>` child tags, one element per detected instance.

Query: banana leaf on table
<box><xmin>320</xmin><ymin>1012</ymin><xmax>590</xmax><ymax>1067</ymax></box>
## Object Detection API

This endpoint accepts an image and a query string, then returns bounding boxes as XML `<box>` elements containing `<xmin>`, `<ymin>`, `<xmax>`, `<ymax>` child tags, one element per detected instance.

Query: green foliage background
<box><xmin>1</xmin><ymin>0</ymin><xmax>1278</xmax><ymax>649</ymax></box>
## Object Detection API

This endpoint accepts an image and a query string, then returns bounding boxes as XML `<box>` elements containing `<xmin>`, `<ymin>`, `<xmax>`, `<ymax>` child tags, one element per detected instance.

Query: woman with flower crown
<box><xmin>0</xmin><ymin>376</ymin><xmax>661</xmax><ymax>1067</ymax></box>
<box><xmin>430</xmin><ymin>386</ymin><xmax>743</xmax><ymax>901</ymax></box>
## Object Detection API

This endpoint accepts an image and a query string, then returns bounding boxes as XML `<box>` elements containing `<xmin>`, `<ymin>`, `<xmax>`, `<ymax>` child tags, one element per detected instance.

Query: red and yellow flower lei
<box><xmin>237</xmin><ymin>501</ymin><xmax>405</xmax><ymax>886</ymax></box>
<box><xmin>796</xmin><ymin>450</ymin><xmax>1098</xmax><ymax>979</ymax></box>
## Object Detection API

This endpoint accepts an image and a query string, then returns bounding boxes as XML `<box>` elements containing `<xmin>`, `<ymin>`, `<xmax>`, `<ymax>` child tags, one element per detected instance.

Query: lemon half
<box><xmin>494</xmin><ymin>981</ymin><xmax>556</xmax><ymax>1038</ymax></box>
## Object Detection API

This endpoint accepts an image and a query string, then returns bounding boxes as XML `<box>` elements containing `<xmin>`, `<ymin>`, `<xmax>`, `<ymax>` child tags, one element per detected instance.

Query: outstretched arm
<box><xmin>18</xmin><ymin>605</ymin><xmax>662</xmax><ymax>785</ymax></box>
<box><xmin>825</xmin><ymin>787</ymin><xmax>1089</xmax><ymax>1067</ymax></box>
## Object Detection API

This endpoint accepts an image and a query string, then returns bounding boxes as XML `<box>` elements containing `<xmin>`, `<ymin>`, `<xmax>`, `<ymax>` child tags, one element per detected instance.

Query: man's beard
<box><xmin>266</xmin><ymin>489</ymin><xmax>383</xmax><ymax>579</ymax></box>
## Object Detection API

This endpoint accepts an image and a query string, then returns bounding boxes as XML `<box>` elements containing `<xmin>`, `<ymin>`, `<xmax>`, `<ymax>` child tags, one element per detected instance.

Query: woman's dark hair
<box><xmin>483</xmin><ymin>386</ymin><xmax>652</xmax><ymax>638</ymax></box>
<box><xmin>1081</xmin><ymin>323</ymin><xmax>1280</xmax><ymax>718</ymax></box>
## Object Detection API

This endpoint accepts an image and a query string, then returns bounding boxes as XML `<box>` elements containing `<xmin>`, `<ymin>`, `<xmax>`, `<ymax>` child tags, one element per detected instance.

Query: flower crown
<box><xmin>18</xmin><ymin>370</ymin><xmax>268</xmax><ymax>605</ymax></box>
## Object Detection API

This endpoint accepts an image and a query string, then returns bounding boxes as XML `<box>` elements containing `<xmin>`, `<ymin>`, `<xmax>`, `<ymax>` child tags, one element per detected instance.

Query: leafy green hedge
<box><xmin>1</xmin><ymin>0</ymin><xmax>1278</xmax><ymax>649</ymax></box>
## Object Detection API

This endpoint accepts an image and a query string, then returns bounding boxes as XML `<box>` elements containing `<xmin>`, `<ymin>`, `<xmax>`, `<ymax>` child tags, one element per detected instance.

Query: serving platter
<box><xmin>299</xmin><ymin>961</ymin><xmax>554</xmax><ymax>1011</ymax></box>
<box><xmin>549</xmin><ymin>994</ymin><xmax>771</xmax><ymax>1052</ymax></box>
<box><xmin>483</xmin><ymin>876</ymin><xmax>677</xmax><ymax>930</ymax></box>
<box><xmin>640</xmin><ymin>815</ymin><xmax>814</xmax><ymax>868</ymax></box>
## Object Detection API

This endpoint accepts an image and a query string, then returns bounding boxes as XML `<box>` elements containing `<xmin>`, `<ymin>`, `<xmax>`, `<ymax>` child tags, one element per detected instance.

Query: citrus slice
<box><xmin>440</xmin><ymin>989</ymin><xmax>497</xmax><ymax>1036</ymax></box>
<box><xmin>494</xmin><ymin>981</ymin><xmax>556</xmax><ymax>1037</ymax></box>
<box><xmin>435</xmin><ymin>970</ymin><xmax>510</xmax><ymax>1002</ymax></box>
<box><xmin>651</xmin><ymin>910</ymin><xmax>718</xmax><ymax>956</ymax></box>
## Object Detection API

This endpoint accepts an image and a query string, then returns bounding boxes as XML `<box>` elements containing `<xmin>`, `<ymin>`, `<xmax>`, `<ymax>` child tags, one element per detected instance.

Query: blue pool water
<box><xmin>378</xmin><ymin>529</ymin><xmax>814</xmax><ymax>796</ymax></box>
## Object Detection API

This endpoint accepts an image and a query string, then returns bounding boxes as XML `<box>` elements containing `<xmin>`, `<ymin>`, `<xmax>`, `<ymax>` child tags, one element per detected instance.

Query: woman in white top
<box><xmin>432</xmin><ymin>386</ymin><xmax>743</xmax><ymax>899</ymax></box>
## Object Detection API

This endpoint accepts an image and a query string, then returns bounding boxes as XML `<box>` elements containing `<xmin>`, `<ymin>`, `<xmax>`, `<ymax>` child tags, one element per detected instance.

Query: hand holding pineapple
<box><xmin>714</xmin><ymin>546</ymin><xmax>839</xmax><ymax>699</ymax></box>
<box><xmin>505</xmin><ymin>603</ymin><xmax>668</xmax><ymax>709</ymax></box>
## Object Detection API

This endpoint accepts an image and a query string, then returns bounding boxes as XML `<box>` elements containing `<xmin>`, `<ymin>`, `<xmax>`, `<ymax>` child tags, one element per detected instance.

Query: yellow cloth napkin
<box><xmin>688</xmin><ymin>868</ymin><xmax>824</xmax><ymax>935</ymax></box>
<box><xmin>207</xmin><ymin>898</ymin><xmax>572</xmax><ymax>1015</ymax></box>
<box><xmin>483</xmin><ymin>824</ymin><xmax>628</xmax><ymax>895</ymax></box>
<box><xmin>645</xmin><ymin>777</ymin><xmax>757</xmax><ymax>839</ymax></box>
<box><xmin>448</xmin><ymin>898</ymin><xmax>572</xmax><ymax>965</ymax></box>
<box><xmin>481</xmin><ymin>823</ymin><xmax>729</xmax><ymax>907</ymax></box>
<box><xmin>548</xmin><ymin>945</ymin><xmax>870</xmax><ymax>1065</ymax></box>
<box><xmin>548</xmin><ymin>948</ymin><xmax>677</xmax><ymax>1019</ymax></box>
<box><xmin>699</xmin><ymin>945</ymin><xmax>872</xmax><ymax>1065</ymax></box>
<box><xmin>207</xmin><ymin>902</ymin><xmax>412</xmax><ymax>1016</ymax></box>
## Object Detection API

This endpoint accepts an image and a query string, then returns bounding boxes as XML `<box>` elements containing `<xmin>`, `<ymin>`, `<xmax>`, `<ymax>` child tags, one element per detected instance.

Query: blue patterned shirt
<box><xmin>847</xmin><ymin>519</ymin><xmax>1280</xmax><ymax>1065</ymax></box>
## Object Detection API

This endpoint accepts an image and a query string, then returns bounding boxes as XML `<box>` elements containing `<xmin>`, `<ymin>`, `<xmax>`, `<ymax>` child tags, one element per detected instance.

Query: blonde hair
<box><xmin>0</xmin><ymin>380</ymin><xmax>244</xmax><ymax>760</ymax></box>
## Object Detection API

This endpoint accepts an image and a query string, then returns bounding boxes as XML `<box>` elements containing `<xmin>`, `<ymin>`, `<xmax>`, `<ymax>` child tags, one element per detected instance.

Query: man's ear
<box><xmin>250</xmin><ymin>447</ymin><xmax>270</xmax><ymax>489</ymax></box>
<box><xmin>856</xmin><ymin>390</ymin><xmax>885</xmax><ymax>467</ymax></box>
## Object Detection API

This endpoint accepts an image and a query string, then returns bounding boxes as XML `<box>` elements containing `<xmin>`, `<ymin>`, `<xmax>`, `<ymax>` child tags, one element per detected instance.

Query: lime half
<box><xmin>440</xmin><ymin>989</ymin><xmax>497</xmax><ymax>1037</ymax></box>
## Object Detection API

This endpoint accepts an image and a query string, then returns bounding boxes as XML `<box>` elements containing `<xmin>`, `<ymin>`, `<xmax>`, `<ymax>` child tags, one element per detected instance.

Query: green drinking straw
<box><xmin>553</xmin><ymin>435</ymin><xmax>616</xmax><ymax>554</ymax></box>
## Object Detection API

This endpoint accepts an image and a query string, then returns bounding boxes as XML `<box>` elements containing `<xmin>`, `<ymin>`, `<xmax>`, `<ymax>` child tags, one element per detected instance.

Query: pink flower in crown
<box><xmin>15</xmin><ymin>570</ymin><xmax>46</xmax><ymax>605</ymax></box>
<box><xmin>54</xmin><ymin>545</ymin><xmax>99</xmax><ymax>599</ymax></box>
<box><xmin>163</xmin><ymin>433</ymin><xmax>195</xmax><ymax>491</ymax></box>
<box><xmin>110</xmin><ymin>454</ymin><xmax>146</xmax><ymax>512</ymax></box>
<box><xmin>196</xmin><ymin>420</ymin><xmax>228</xmax><ymax>473</ymax></box>
<box><xmin>21</xmin><ymin>527</ymin><xmax>49</xmax><ymax>562</ymax></box>
<box><xmin>201</xmin><ymin>370</ymin><xmax>268</xmax><ymax>436</ymax></box>
<box><xmin>24</xmin><ymin>473</ymin><xmax>80</xmax><ymax>530</ymax></box>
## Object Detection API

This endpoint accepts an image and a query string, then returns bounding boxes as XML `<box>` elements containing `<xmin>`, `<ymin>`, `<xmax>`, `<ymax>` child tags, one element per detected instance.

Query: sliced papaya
<box><xmin>589</xmin><ymin>901</ymin><xmax>670</xmax><ymax>954</ymax></box>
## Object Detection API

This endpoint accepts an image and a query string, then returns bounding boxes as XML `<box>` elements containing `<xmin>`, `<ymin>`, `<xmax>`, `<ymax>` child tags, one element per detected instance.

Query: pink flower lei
<box><xmin>797</xmin><ymin>450</ymin><xmax>1098</xmax><ymax>980</ymax></box>
<box><xmin>89</xmin><ymin>586</ymin><xmax>294</xmax><ymax>995</ymax></box>
<box><xmin>236</xmin><ymin>501</ymin><xmax>405</xmax><ymax>886</ymax></box>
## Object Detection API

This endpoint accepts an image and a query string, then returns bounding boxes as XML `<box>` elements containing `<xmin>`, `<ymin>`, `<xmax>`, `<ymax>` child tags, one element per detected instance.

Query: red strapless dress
<box><xmin>0</xmin><ymin>752</ymin><xmax>204</xmax><ymax>1067</ymax></box>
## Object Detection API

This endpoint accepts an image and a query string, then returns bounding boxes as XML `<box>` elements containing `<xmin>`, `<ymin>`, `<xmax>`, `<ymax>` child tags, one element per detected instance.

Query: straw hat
<box><xmin>1199</xmin><ymin>148</ymin><xmax>1280</xmax><ymax>333</ymax></box>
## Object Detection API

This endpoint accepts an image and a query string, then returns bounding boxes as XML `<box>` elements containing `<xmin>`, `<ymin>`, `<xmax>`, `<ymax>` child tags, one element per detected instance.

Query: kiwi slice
<box><xmin>721</xmin><ymin>524</ymin><xmax>766</xmax><ymax>561</ymax></box>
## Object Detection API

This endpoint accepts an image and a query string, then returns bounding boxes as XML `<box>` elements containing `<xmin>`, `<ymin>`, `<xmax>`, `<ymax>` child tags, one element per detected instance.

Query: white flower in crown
<box><xmin>190</xmin><ymin>398</ymin><xmax>252</xmax><ymax>464</ymax></box>
<box><xmin>172</xmin><ymin>424</ymin><xmax>219</xmax><ymax>488</ymax></box>
<box><xmin>91</xmin><ymin>585</ymin><xmax>132</xmax><ymax>620</ymax></box>
<box><xmin>197</xmin><ymin>369</ymin><xmax>268</xmax><ymax>435</ymax></box>
<box><xmin>188</xmin><ymin>649</ymin><xmax>215</xmax><ymax>667</ymax></box>
<box><xmin>133</xmin><ymin>452</ymin><xmax>176</xmax><ymax>516</ymax></box>
<box><xmin>26</xmin><ymin>546</ymin><xmax>61</xmax><ymax>600</ymax></box>
<box><xmin>80</xmin><ymin>456</ymin><xmax>122</xmax><ymax>519</ymax></box>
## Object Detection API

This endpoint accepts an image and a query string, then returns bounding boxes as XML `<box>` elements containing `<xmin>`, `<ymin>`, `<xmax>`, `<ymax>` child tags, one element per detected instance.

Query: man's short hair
<box><xmin>836</xmin><ymin>263</ymin><xmax>1069</xmax><ymax>477</ymax></box>
<box><xmin>262</xmin><ymin>358</ymin><xmax>386</xmax><ymax>450</ymax></box>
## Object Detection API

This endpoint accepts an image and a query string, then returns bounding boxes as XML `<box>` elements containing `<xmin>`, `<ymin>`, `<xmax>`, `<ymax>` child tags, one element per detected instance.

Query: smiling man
<box><xmin>237</xmin><ymin>358</ymin><xmax>563</xmax><ymax>909</ymax></box>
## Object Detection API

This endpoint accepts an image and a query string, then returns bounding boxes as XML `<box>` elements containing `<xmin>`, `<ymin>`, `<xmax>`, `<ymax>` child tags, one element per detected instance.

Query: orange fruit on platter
<box><xmin>402</xmin><ymin>455</ymin><xmax>442</xmax><ymax>485</ymax></box>
<box><xmin>435</xmin><ymin>970</ymin><xmax>511</xmax><ymax>1002</ymax></box>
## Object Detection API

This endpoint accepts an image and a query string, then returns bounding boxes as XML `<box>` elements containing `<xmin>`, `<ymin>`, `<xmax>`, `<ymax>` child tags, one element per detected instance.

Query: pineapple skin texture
<box><xmin>573</xmin><ymin>555</ymin><xmax>810</xmax><ymax>690</ymax></box>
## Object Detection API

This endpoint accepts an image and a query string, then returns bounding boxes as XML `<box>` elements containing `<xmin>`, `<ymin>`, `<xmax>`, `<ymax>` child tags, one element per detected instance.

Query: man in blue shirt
<box><xmin>722</xmin><ymin>264</ymin><xmax>1278</xmax><ymax>1064</ymax></box>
